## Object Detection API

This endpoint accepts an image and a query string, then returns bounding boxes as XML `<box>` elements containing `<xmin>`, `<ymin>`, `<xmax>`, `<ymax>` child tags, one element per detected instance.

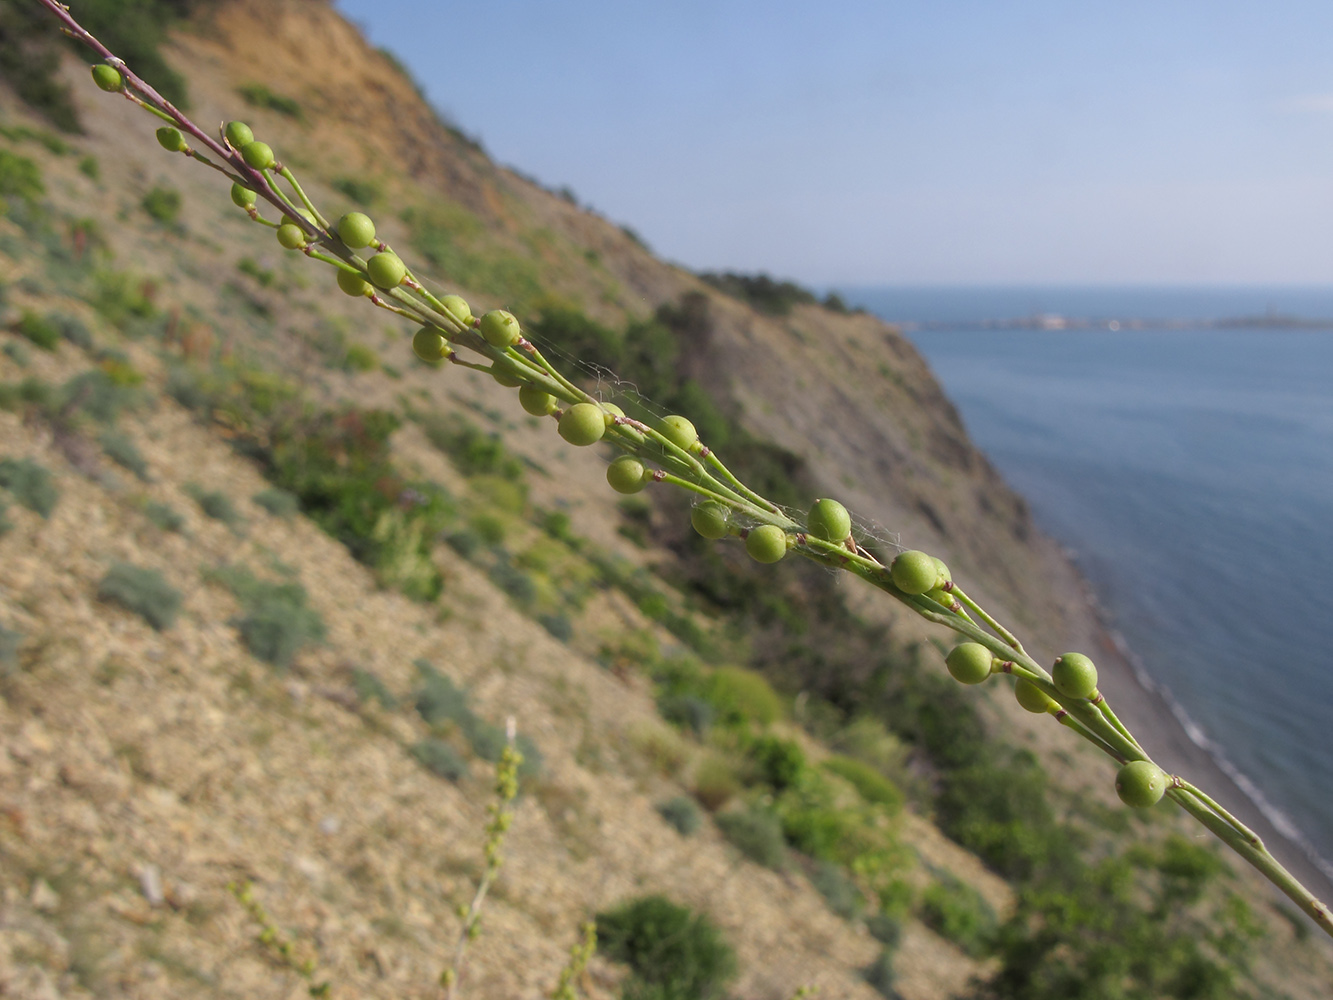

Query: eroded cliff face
<box><xmin>1</xmin><ymin>2</ymin><xmax>1328</xmax><ymax>999</ymax></box>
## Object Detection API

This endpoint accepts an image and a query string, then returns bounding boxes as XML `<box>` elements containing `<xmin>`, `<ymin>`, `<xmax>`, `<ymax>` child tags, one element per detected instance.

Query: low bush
<box><xmin>656</xmin><ymin>796</ymin><xmax>702</xmax><ymax>837</ymax></box>
<box><xmin>58</xmin><ymin>367</ymin><xmax>143</xmax><ymax>424</ymax></box>
<box><xmin>16</xmin><ymin>311</ymin><xmax>59</xmax><ymax>351</ymax></box>
<box><xmin>715</xmin><ymin>807</ymin><xmax>786</xmax><ymax>869</ymax></box>
<box><xmin>210</xmin><ymin>565</ymin><xmax>325</xmax><ymax>669</ymax></box>
<box><xmin>865</xmin><ymin>911</ymin><xmax>903</xmax><ymax>950</ymax></box>
<box><xmin>350</xmin><ymin>666</ymin><xmax>396</xmax><ymax>709</ymax></box>
<box><xmin>707</xmin><ymin>665</ymin><xmax>782</xmax><ymax>726</ymax></box>
<box><xmin>0</xmin><ymin>500</ymin><xmax>10</xmax><ymax>537</ymax></box>
<box><xmin>252</xmin><ymin>487</ymin><xmax>299</xmax><ymax>517</ymax></box>
<box><xmin>0</xmin><ymin>151</ymin><xmax>43</xmax><ymax>204</ymax></box>
<box><xmin>692</xmin><ymin>754</ymin><xmax>740</xmax><ymax>812</ymax></box>
<box><xmin>142</xmin><ymin>500</ymin><xmax>184</xmax><ymax>532</ymax></box>
<box><xmin>920</xmin><ymin>874</ymin><xmax>996</xmax><ymax>957</ymax></box>
<box><xmin>596</xmin><ymin>895</ymin><xmax>736</xmax><ymax>1000</ymax></box>
<box><xmin>186</xmin><ymin>484</ymin><xmax>242</xmax><ymax>529</ymax></box>
<box><xmin>0</xmin><ymin>457</ymin><xmax>58</xmax><ymax>518</ymax></box>
<box><xmin>657</xmin><ymin>693</ymin><xmax>714</xmax><ymax>737</ymax></box>
<box><xmin>141</xmin><ymin>185</ymin><xmax>181</xmax><ymax>225</ymax></box>
<box><xmin>97</xmin><ymin>562</ymin><xmax>182</xmax><ymax>631</ymax></box>
<box><xmin>747</xmin><ymin>734</ymin><xmax>806</xmax><ymax>791</ymax></box>
<box><xmin>342</xmin><ymin>343</ymin><xmax>379</xmax><ymax>373</ymax></box>
<box><xmin>537</xmin><ymin>612</ymin><xmax>572</xmax><ymax>642</ymax></box>
<box><xmin>100</xmin><ymin>430</ymin><xmax>150</xmax><ymax>480</ymax></box>
<box><xmin>414</xmin><ymin>660</ymin><xmax>471</xmax><ymax>727</ymax></box>
<box><xmin>237</xmin><ymin>82</ymin><xmax>303</xmax><ymax>119</ymax></box>
<box><xmin>410</xmin><ymin>738</ymin><xmax>466</xmax><ymax>781</ymax></box>
<box><xmin>822</xmin><ymin>755</ymin><xmax>904</xmax><ymax>813</ymax></box>
<box><xmin>809</xmin><ymin>859</ymin><xmax>866</xmax><ymax>921</ymax></box>
<box><xmin>863</xmin><ymin>948</ymin><xmax>901</xmax><ymax>999</ymax></box>
<box><xmin>0</xmin><ymin>624</ymin><xmax>21</xmax><ymax>672</ymax></box>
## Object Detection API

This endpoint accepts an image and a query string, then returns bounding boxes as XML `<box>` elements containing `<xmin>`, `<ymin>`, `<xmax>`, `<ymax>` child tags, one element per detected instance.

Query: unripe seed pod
<box><xmin>92</xmin><ymin>64</ymin><xmax>123</xmax><ymax>92</ymax></box>
<box><xmin>230</xmin><ymin>183</ymin><xmax>257</xmax><ymax>208</ymax></box>
<box><xmin>155</xmin><ymin>126</ymin><xmax>186</xmax><ymax>152</ymax></box>
<box><xmin>890</xmin><ymin>550</ymin><xmax>939</xmax><ymax>595</ymax></box>
<box><xmin>337</xmin><ymin>211</ymin><xmax>376</xmax><ymax>249</ymax></box>
<box><xmin>412</xmin><ymin>327</ymin><xmax>448</xmax><ymax>362</ymax></box>
<box><xmin>480</xmin><ymin>309</ymin><xmax>521</xmax><ymax>348</ymax></box>
<box><xmin>1116</xmin><ymin>760</ymin><xmax>1168</xmax><ymax>808</ymax></box>
<box><xmin>558</xmin><ymin>403</ymin><xmax>608</xmax><ymax>446</ymax></box>
<box><xmin>607</xmin><ymin>455</ymin><xmax>647</xmax><ymax>494</ymax></box>
<box><xmin>807</xmin><ymin>498</ymin><xmax>852</xmax><ymax>542</ymax></box>
<box><xmin>691</xmin><ymin>502</ymin><xmax>730</xmax><ymax>539</ymax></box>
<box><xmin>746</xmin><ymin>524</ymin><xmax>789</xmax><ymax>564</ymax></box>
<box><xmin>518</xmin><ymin>385</ymin><xmax>556</xmax><ymax>416</ymax></box>
<box><xmin>336</xmin><ymin>268</ymin><xmax>370</xmax><ymax>297</ymax></box>
<box><xmin>276</xmin><ymin>223</ymin><xmax>306</xmax><ymax>249</ymax></box>
<box><xmin>441</xmin><ymin>294</ymin><xmax>472</xmax><ymax>325</ymax></box>
<box><xmin>224</xmin><ymin>120</ymin><xmax>254</xmax><ymax>148</ymax></box>
<box><xmin>1052</xmin><ymin>652</ymin><xmax>1098</xmax><ymax>699</ymax></box>
<box><xmin>366</xmin><ymin>252</ymin><xmax>406</xmax><ymax>289</ymax></box>
<box><xmin>660</xmin><ymin>415</ymin><xmax>698</xmax><ymax>450</ymax></box>
<box><xmin>1014</xmin><ymin>678</ymin><xmax>1058</xmax><ymax>714</ymax></box>
<box><xmin>492</xmin><ymin>369</ymin><xmax>523</xmax><ymax>387</ymax></box>
<box><xmin>932</xmin><ymin>556</ymin><xmax>951</xmax><ymax>585</ymax></box>
<box><xmin>946</xmin><ymin>642</ymin><xmax>994</xmax><ymax>685</ymax></box>
<box><xmin>241</xmin><ymin>140</ymin><xmax>275</xmax><ymax>170</ymax></box>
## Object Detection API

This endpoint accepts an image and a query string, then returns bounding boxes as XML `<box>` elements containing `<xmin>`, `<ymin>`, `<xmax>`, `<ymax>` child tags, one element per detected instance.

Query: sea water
<box><xmin>843</xmin><ymin>286</ymin><xmax>1333</xmax><ymax>878</ymax></box>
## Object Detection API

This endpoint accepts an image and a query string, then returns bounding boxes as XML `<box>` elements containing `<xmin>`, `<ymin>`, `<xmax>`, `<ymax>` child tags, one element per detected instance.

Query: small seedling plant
<box><xmin>32</xmin><ymin>0</ymin><xmax>1333</xmax><ymax>943</ymax></box>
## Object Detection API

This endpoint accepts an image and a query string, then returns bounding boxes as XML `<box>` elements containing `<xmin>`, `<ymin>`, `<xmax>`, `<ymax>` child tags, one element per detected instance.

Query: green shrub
<box><xmin>596</xmin><ymin>895</ymin><xmax>736</xmax><ymax>1000</ymax></box>
<box><xmin>706</xmin><ymin>666</ymin><xmax>782</xmax><ymax>726</ymax></box>
<box><xmin>58</xmin><ymin>368</ymin><xmax>143</xmax><ymax>424</ymax></box>
<box><xmin>342</xmin><ymin>343</ymin><xmax>379</xmax><ymax>373</ymax></box>
<box><xmin>252</xmin><ymin>487</ymin><xmax>299</xmax><ymax>517</ymax></box>
<box><xmin>410</xmin><ymin>739</ymin><xmax>466</xmax><ymax>781</ymax></box>
<box><xmin>920</xmin><ymin>875</ymin><xmax>996</xmax><ymax>957</ymax></box>
<box><xmin>16</xmin><ymin>311</ymin><xmax>59</xmax><ymax>351</ymax></box>
<box><xmin>658</xmin><ymin>693</ymin><xmax>715</xmax><ymax>737</ymax></box>
<box><xmin>691</xmin><ymin>754</ymin><xmax>740</xmax><ymax>812</ymax></box>
<box><xmin>822</xmin><ymin>755</ymin><xmax>904</xmax><ymax>813</ymax></box>
<box><xmin>100</xmin><ymin>430</ymin><xmax>150</xmax><ymax>480</ymax></box>
<box><xmin>141</xmin><ymin>185</ymin><xmax>181</xmax><ymax>225</ymax></box>
<box><xmin>420</xmin><ymin>415</ymin><xmax>524</xmax><ymax>479</ymax></box>
<box><xmin>0</xmin><ymin>457</ymin><xmax>58</xmax><ymax>517</ymax></box>
<box><xmin>0</xmin><ymin>151</ymin><xmax>44</xmax><ymax>204</ymax></box>
<box><xmin>210</xmin><ymin>565</ymin><xmax>326</xmax><ymax>669</ymax></box>
<box><xmin>862</xmin><ymin>948</ymin><xmax>901</xmax><ymax>999</ymax></box>
<box><xmin>54</xmin><ymin>314</ymin><xmax>93</xmax><ymax>350</ymax></box>
<box><xmin>350</xmin><ymin>666</ymin><xmax>396</xmax><ymax>709</ymax></box>
<box><xmin>0</xmin><ymin>624</ymin><xmax>20</xmax><ymax>672</ymax></box>
<box><xmin>186</xmin><ymin>484</ymin><xmax>242</xmax><ymax>529</ymax></box>
<box><xmin>237</xmin><ymin>82</ymin><xmax>303</xmax><ymax>119</ymax></box>
<box><xmin>90</xmin><ymin>269</ymin><xmax>158</xmax><ymax>332</ymax></box>
<box><xmin>97</xmin><ymin>562</ymin><xmax>182</xmax><ymax>631</ymax></box>
<box><xmin>865</xmin><ymin>911</ymin><xmax>903</xmax><ymax>950</ymax></box>
<box><xmin>656</xmin><ymin>796</ymin><xmax>702</xmax><ymax>837</ymax></box>
<box><xmin>78</xmin><ymin>155</ymin><xmax>100</xmax><ymax>180</ymax></box>
<box><xmin>462</xmin><ymin>715</ymin><xmax>507</xmax><ymax>762</ymax></box>
<box><xmin>237</xmin><ymin>257</ymin><xmax>274</xmax><ymax>287</ymax></box>
<box><xmin>809</xmin><ymin>860</ymin><xmax>866</xmax><ymax>921</ymax></box>
<box><xmin>715</xmin><ymin>807</ymin><xmax>786</xmax><ymax>869</ymax></box>
<box><xmin>747</xmin><ymin>734</ymin><xmax>806</xmax><ymax>791</ymax></box>
<box><xmin>332</xmin><ymin>176</ymin><xmax>379</xmax><ymax>206</ymax></box>
<box><xmin>414</xmin><ymin>661</ymin><xmax>471</xmax><ymax>727</ymax></box>
<box><xmin>537</xmin><ymin>613</ymin><xmax>572</xmax><ymax>642</ymax></box>
<box><xmin>142</xmin><ymin>500</ymin><xmax>184</xmax><ymax>532</ymax></box>
<box><xmin>0</xmin><ymin>500</ymin><xmax>11</xmax><ymax>537</ymax></box>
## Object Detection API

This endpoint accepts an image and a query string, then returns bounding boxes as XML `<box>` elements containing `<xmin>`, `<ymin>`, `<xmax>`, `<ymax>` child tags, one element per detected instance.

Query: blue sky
<box><xmin>335</xmin><ymin>1</ymin><xmax>1333</xmax><ymax>286</ymax></box>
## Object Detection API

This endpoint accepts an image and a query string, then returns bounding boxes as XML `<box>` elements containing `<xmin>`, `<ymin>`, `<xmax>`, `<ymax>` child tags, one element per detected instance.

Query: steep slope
<box><xmin>1</xmin><ymin>1</ymin><xmax>1330</xmax><ymax>998</ymax></box>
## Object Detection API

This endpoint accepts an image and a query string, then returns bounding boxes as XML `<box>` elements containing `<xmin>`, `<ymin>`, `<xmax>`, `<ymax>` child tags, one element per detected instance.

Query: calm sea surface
<box><xmin>842</xmin><ymin>286</ymin><xmax>1333</xmax><ymax>876</ymax></box>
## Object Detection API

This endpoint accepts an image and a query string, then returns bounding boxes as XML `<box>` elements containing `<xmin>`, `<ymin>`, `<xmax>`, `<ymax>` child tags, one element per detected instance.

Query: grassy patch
<box><xmin>141</xmin><ymin>185</ymin><xmax>181</xmax><ymax>225</ymax></box>
<box><xmin>715</xmin><ymin>807</ymin><xmax>786</xmax><ymax>869</ymax></box>
<box><xmin>252</xmin><ymin>487</ymin><xmax>298</xmax><ymax>517</ymax></box>
<box><xmin>0</xmin><ymin>457</ymin><xmax>58</xmax><ymax>517</ymax></box>
<box><xmin>237</xmin><ymin>83</ymin><xmax>303</xmax><ymax>119</ymax></box>
<box><xmin>97</xmin><ymin>562</ymin><xmax>182</xmax><ymax>630</ymax></box>
<box><xmin>100</xmin><ymin>430</ymin><xmax>150</xmax><ymax>480</ymax></box>
<box><xmin>208</xmin><ymin>565</ymin><xmax>326</xmax><ymax>669</ymax></box>
<box><xmin>596</xmin><ymin>895</ymin><xmax>736</xmax><ymax>1000</ymax></box>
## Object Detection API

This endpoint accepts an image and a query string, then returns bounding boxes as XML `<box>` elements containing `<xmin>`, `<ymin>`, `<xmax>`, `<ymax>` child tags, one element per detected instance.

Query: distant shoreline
<box><xmin>895</xmin><ymin>313</ymin><xmax>1333</xmax><ymax>332</ymax></box>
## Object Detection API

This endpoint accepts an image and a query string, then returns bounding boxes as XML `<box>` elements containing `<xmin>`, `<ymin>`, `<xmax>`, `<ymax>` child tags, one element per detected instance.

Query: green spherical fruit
<box><xmin>660</xmin><ymin>415</ymin><xmax>698</xmax><ymax>450</ymax></box>
<box><xmin>1052</xmin><ymin>652</ymin><xmax>1099</xmax><ymax>699</ymax></box>
<box><xmin>606</xmin><ymin>455</ymin><xmax>647</xmax><ymax>494</ymax></box>
<box><xmin>1116</xmin><ymin>760</ymin><xmax>1168</xmax><ymax>808</ymax></box>
<box><xmin>558</xmin><ymin>403</ymin><xmax>608</xmax><ymax>446</ymax></box>
<box><xmin>807</xmin><ymin>498</ymin><xmax>852</xmax><ymax>542</ymax></box>
<box><xmin>932</xmin><ymin>556</ymin><xmax>951</xmax><ymax>585</ymax></box>
<box><xmin>746</xmin><ymin>524</ymin><xmax>789</xmax><ymax>564</ymax></box>
<box><xmin>241</xmin><ymin>140</ymin><xmax>275</xmax><ymax>170</ymax></box>
<box><xmin>366</xmin><ymin>252</ymin><xmax>406</xmax><ymax>289</ymax></box>
<box><xmin>890</xmin><ymin>550</ymin><xmax>939</xmax><ymax>595</ymax></box>
<box><xmin>1014</xmin><ymin>678</ymin><xmax>1058</xmax><ymax>714</ymax></box>
<box><xmin>412</xmin><ymin>327</ymin><xmax>448</xmax><ymax>362</ymax></box>
<box><xmin>480</xmin><ymin>309</ymin><xmax>521</xmax><ymax>348</ymax></box>
<box><xmin>230</xmin><ymin>183</ymin><xmax>257</xmax><ymax>209</ymax></box>
<box><xmin>518</xmin><ymin>385</ymin><xmax>556</xmax><ymax>416</ymax></box>
<box><xmin>492</xmin><ymin>369</ymin><xmax>523</xmax><ymax>388</ymax></box>
<box><xmin>336</xmin><ymin>268</ymin><xmax>370</xmax><ymax>297</ymax></box>
<box><xmin>276</xmin><ymin>223</ymin><xmax>306</xmax><ymax>249</ymax></box>
<box><xmin>946</xmin><ymin>643</ymin><xmax>994</xmax><ymax>685</ymax></box>
<box><xmin>155</xmin><ymin>126</ymin><xmax>186</xmax><ymax>152</ymax></box>
<box><xmin>224</xmin><ymin>120</ymin><xmax>254</xmax><ymax>149</ymax></box>
<box><xmin>691</xmin><ymin>502</ymin><xmax>730</xmax><ymax>540</ymax></box>
<box><xmin>92</xmin><ymin>64</ymin><xmax>123</xmax><ymax>92</ymax></box>
<box><xmin>441</xmin><ymin>294</ymin><xmax>472</xmax><ymax>325</ymax></box>
<box><xmin>337</xmin><ymin>211</ymin><xmax>376</xmax><ymax>249</ymax></box>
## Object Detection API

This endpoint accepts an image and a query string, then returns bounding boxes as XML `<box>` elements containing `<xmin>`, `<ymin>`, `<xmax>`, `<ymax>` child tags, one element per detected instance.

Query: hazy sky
<box><xmin>335</xmin><ymin>1</ymin><xmax>1333</xmax><ymax>286</ymax></box>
